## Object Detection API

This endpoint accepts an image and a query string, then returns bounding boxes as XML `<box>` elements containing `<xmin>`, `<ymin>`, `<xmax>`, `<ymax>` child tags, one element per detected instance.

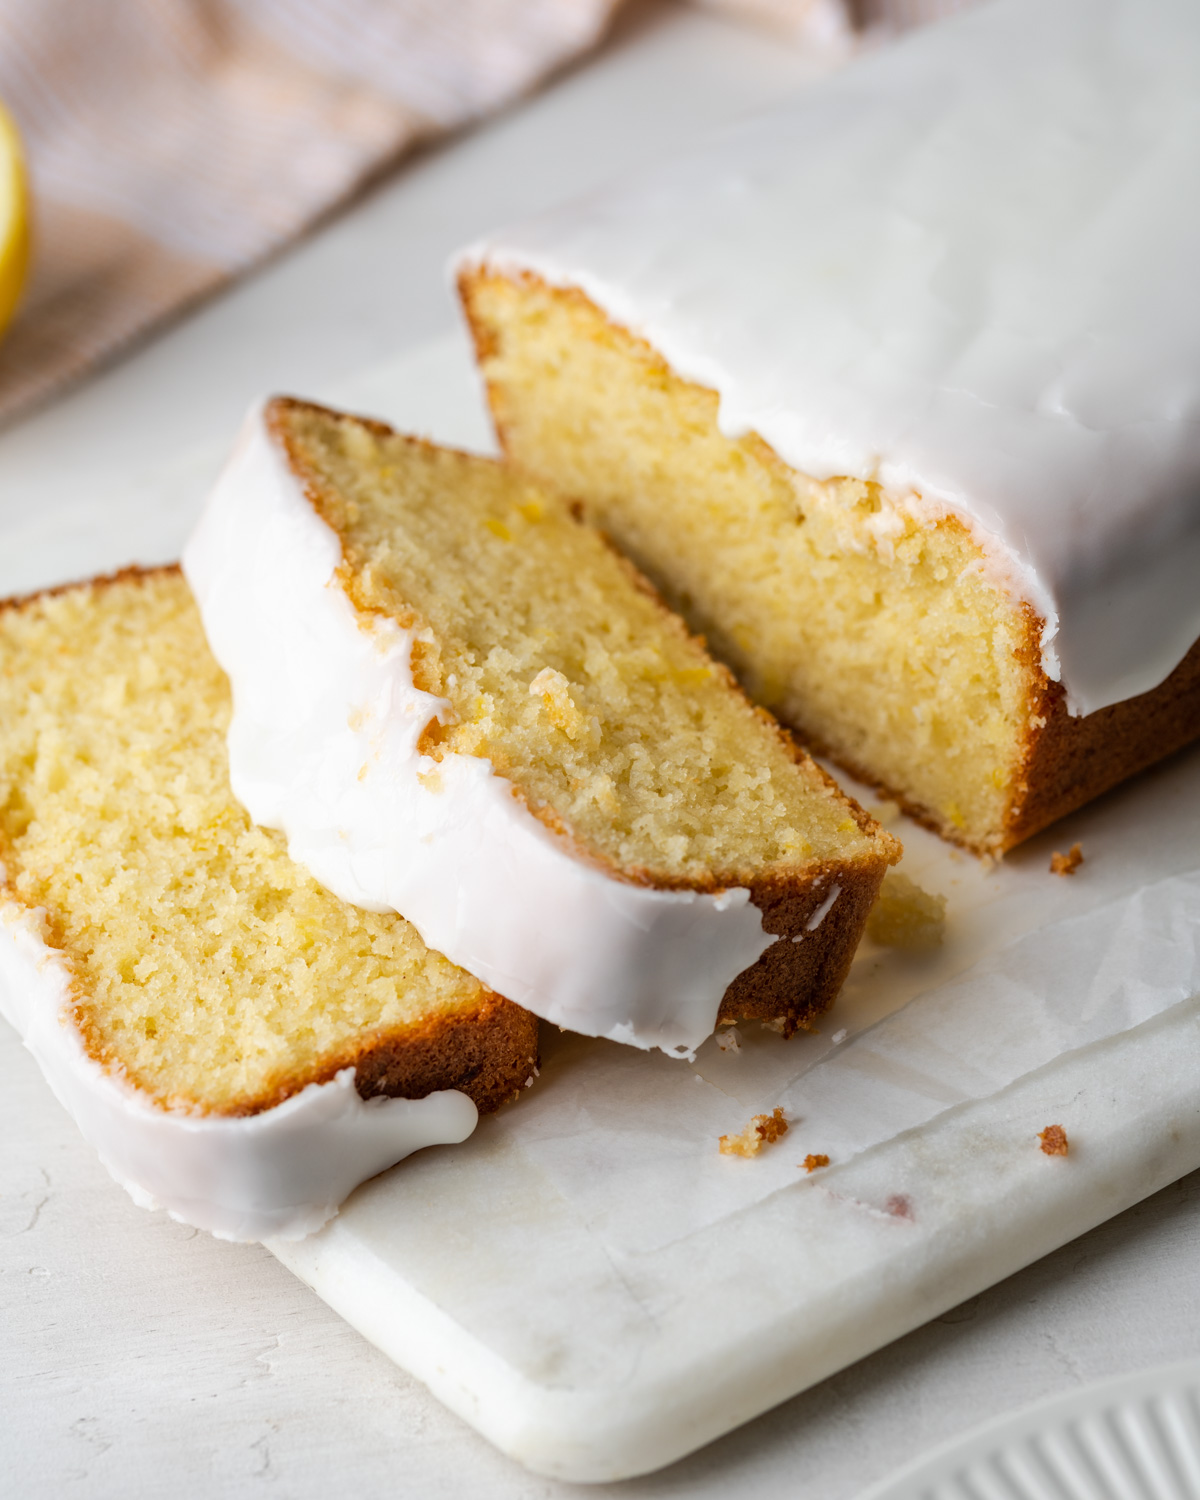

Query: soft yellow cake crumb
<box><xmin>280</xmin><ymin>404</ymin><xmax>886</xmax><ymax>888</ymax></box>
<box><xmin>719</xmin><ymin>1106</ymin><xmax>788</xmax><ymax>1157</ymax></box>
<box><xmin>866</xmin><ymin>871</ymin><xmax>947</xmax><ymax>950</ymax></box>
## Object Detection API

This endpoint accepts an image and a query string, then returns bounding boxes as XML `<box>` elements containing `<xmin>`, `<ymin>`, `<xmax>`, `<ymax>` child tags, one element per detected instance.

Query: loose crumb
<box><xmin>801</xmin><ymin>1153</ymin><xmax>830</xmax><ymax>1173</ymax></box>
<box><xmin>831</xmin><ymin>1028</ymin><xmax>848</xmax><ymax>1045</ymax></box>
<box><xmin>1050</xmin><ymin>844</ymin><xmax>1084</xmax><ymax>876</ymax></box>
<box><xmin>719</xmin><ymin>1107</ymin><xmax>788</xmax><ymax>1157</ymax></box>
<box><xmin>716</xmin><ymin>1026</ymin><xmax>742</xmax><ymax>1054</ymax></box>
<box><xmin>761</xmin><ymin>1017</ymin><xmax>789</xmax><ymax>1035</ymax></box>
<box><xmin>1039</xmin><ymin>1124</ymin><xmax>1069</xmax><ymax>1156</ymax></box>
<box><xmin>866</xmin><ymin>872</ymin><xmax>947</xmax><ymax>950</ymax></box>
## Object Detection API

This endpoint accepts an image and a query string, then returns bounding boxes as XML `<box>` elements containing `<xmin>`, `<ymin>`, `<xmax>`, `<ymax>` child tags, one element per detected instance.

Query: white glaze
<box><xmin>0</xmin><ymin>896</ymin><xmax>478</xmax><ymax>1242</ymax></box>
<box><xmin>461</xmin><ymin>0</ymin><xmax>1200</xmax><ymax>716</ymax></box>
<box><xmin>183</xmin><ymin>409</ymin><xmax>779</xmax><ymax>1058</ymax></box>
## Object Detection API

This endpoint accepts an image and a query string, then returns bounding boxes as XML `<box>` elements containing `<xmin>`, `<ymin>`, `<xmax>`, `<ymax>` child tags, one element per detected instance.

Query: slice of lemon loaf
<box><xmin>457</xmin><ymin>0</ymin><xmax>1200</xmax><ymax>857</ymax></box>
<box><xmin>0</xmin><ymin>569</ymin><xmax>538</xmax><ymax>1241</ymax></box>
<box><xmin>184</xmin><ymin>399</ymin><xmax>899</xmax><ymax>1057</ymax></box>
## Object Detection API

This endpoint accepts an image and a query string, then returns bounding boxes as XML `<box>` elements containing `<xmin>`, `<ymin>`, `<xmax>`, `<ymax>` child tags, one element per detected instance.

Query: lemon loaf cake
<box><xmin>0</xmin><ymin>569</ymin><xmax>538</xmax><ymax>1240</ymax></box>
<box><xmin>458</xmin><ymin>0</ymin><xmax>1200</xmax><ymax>857</ymax></box>
<box><xmin>184</xmin><ymin>399</ymin><xmax>899</xmax><ymax>1056</ymax></box>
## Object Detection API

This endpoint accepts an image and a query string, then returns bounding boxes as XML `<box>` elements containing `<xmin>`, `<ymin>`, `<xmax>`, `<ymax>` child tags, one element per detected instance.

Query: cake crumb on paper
<box><xmin>1050</xmin><ymin>844</ymin><xmax>1084</xmax><ymax>876</ymax></box>
<box><xmin>720</xmin><ymin>1107</ymin><xmax>788</xmax><ymax>1157</ymax></box>
<box><xmin>759</xmin><ymin>1014</ymin><xmax>819</xmax><ymax>1038</ymax></box>
<box><xmin>716</xmin><ymin>1026</ymin><xmax>742</xmax><ymax>1054</ymax></box>
<box><xmin>801</xmin><ymin>1153</ymin><xmax>830</xmax><ymax>1173</ymax></box>
<box><xmin>1039</xmin><ymin>1124</ymin><xmax>1069</xmax><ymax>1156</ymax></box>
<box><xmin>866</xmin><ymin>872</ymin><xmax>946</xmax><ymax>950</ymax></box>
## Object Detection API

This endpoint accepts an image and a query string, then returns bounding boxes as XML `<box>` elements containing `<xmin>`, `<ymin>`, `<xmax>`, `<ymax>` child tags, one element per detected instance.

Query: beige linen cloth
<box><xmin>0</xmin><ymin>0</ymin><xmax>970</xmax><ymax>427</ymax></box>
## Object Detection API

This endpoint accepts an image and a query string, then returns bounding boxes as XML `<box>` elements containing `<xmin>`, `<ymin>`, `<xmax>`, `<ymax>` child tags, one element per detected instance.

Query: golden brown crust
<box><xmin>350</xmin><ymin>995</ymin><xmax>539</xmax><ymax>1116</ymax></box>
<box><xmin>0</xmin><ymin>560</ymin><xmax>184</xmax><ymax>617</ymax></box>
<box><xmin>1006</xmin><ymin>633</ymin><xmax>1200</xmax><ymax>851</ymax></box>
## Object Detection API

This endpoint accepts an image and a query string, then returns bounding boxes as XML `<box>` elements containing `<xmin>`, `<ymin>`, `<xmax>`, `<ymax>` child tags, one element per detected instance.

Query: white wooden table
<box><xmin>3</xmin><ymin>5</ymin><xmax>1198</xmax><ymax>1494</ymax></box>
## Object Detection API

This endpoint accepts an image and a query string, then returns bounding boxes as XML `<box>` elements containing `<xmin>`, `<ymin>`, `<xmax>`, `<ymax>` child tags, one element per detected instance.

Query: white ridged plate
<box><xmin>860</xmin><ymin>1360</ymin><xmax>1200</xmax><ymax>1500</ymax></box>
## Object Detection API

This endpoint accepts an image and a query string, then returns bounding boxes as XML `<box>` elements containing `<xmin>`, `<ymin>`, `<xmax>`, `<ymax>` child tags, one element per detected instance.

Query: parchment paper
<box><xmin>6</xmin><ymin>330</ymin><xmax>1197</xmax><ymax>1274</ymax></box>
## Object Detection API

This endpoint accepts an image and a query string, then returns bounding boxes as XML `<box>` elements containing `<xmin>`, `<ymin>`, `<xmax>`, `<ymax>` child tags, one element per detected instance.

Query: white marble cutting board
<box><xmin>265</xmin><ymin>334</ymin><xmax>1200</xmax><ymax>1482</ymax></box>
<box><xmin>5</xmin><ymin>332</ymin><xmax>1199</xmax><ymax>1485</ymax></box>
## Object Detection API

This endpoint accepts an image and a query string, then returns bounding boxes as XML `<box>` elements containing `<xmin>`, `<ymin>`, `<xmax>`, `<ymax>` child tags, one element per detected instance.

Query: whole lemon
<box><xmin>0</xmin><ymin>102</ymin><xmax>30</xmax><ymax>340</ymax></box>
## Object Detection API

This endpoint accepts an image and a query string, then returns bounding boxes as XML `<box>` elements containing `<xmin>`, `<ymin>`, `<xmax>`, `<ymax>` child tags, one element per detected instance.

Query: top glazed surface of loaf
<box><xmin>463</xmin><ymin>0</ymin><xmax>1200</xmax><ymax>717</ymax></box>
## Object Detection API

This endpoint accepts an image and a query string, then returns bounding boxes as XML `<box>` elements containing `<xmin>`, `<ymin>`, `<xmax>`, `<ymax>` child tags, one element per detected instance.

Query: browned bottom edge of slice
<box><xmin>719</xmin><ymin>854</ymin><xmax>891</xmax><ymax>1036</ymax></box>
<box><xmin>349</xmin><ymin>995</ymin><xmax>540</xmax><ymax>1116</ymax></box>
<box><xmin>1009</xmin><ymin>634</ymin><xmax>1200</xmax><ymax>851</ymax></box>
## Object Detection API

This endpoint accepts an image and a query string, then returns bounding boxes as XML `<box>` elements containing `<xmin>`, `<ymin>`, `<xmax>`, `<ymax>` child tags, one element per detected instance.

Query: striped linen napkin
<box><xmin>0</xmin><ymin>0</ymin><xmax>969</xmax><ymax>429</ymax></box>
